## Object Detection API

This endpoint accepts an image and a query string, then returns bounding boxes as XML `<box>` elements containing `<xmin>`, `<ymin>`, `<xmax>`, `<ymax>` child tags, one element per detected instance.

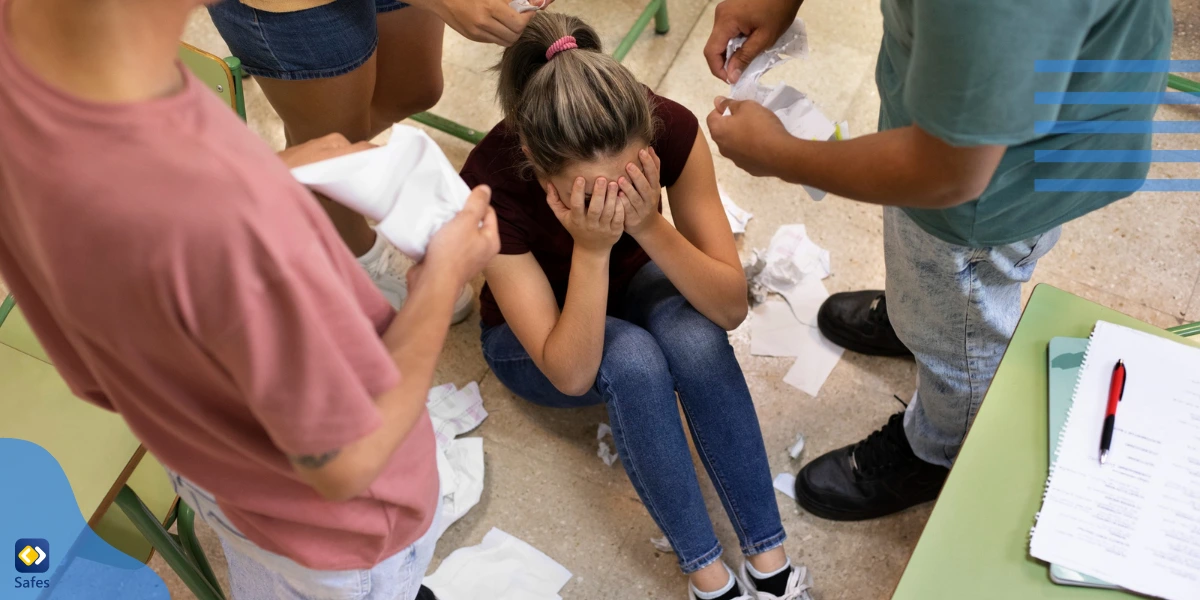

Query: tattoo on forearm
<box><xmin>289</xmin><ymin>449</ymin><xmax>341</xmax><ymax>469</ymax></box>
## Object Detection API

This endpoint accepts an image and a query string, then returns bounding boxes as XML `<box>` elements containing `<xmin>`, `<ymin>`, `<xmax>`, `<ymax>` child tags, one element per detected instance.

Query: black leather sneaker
<box><xmin>794</xmin><ymin>413</ymin><xmax>949</xmax><ymax>521</ymax></box>
<box><xmin>816</xmin><ymin>291</ymin><xmax>912</xmax><ymax>357</ymax></box>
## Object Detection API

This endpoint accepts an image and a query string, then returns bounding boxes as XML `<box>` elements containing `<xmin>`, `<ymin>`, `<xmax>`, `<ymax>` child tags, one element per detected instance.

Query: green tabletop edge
<box><xmin>892</xmin><ymin>284</ymin><xmax>1200</xmax><ymax>599</ymax></box>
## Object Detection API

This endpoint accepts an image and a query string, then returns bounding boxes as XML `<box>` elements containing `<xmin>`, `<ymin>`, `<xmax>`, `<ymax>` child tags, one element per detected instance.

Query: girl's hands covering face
<box><xmin>617</xmin><ymin>147</ymin><xmax>662</xmax><ymax>235</ymax></box>
<box><xmin>546</xmin><ymin>176</ymin><xmax>625</xmax><ymax>253</ymax></box>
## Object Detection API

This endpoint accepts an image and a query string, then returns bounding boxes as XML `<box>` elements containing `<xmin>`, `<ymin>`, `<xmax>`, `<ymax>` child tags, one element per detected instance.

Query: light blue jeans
<box><xmin>170</xmin><ymin>473</ymin><xmax>441</xmax><ymax>600</ymax></box>
<box><xmin>884</xmin><ymin>207</ymin><xmax>1061</xmax><ymax>467</ymax></box>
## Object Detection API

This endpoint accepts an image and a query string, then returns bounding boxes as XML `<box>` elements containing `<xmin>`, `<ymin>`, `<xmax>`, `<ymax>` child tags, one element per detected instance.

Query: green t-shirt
<box><xmin>878</xmin><ymin>0</ymin><xmax>1173</xmax><ymax>247</ymax></box>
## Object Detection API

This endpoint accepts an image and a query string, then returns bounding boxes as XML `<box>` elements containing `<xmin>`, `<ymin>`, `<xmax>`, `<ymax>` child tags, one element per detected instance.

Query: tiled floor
<box><xmin>156</xmin><ymin>0</ymin><xmax>1197</xmax><ymax>598</ymax></box>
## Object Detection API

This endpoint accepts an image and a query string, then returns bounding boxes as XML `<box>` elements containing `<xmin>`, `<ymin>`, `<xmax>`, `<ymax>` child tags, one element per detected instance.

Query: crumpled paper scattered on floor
<box><xmin>424</xmin><ymin>528</ymin><xmax>572</xmax><ymax>600</ymax></box>
<box><xmin>596</xmin><ymin>423</ymin><xmax>619</xmax><ymax>467</ymax></box>
<box><xmin>650</xmin><ymin>536</ymin><xmax>674</xmax><ymax>553</ymax></box>
<box><xmin>427</xmin><ymin>382</ymin><xmax>488</xmax><ymax>536</ymax></box>
<box><xmin>745</xmin><ymin>225</ymin><xmax>843</xmax><ymax>397</ymax></box>
<box><xmin>719</xmin><ymin>185</ymin><xmax>753</xmax><ymax>235</ymax></box>
<box><xmin>773</xmin><ymin>473</ymin><xmax>797</xmax><ymax>500</ymax></box>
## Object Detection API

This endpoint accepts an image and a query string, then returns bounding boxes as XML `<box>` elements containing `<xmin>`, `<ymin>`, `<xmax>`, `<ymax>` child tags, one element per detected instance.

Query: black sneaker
<box><xmin>416</xmin><ymin>586</ymin><xmax>439</xmax><ymax>600</ymax></box>
<box><xmin>816</xmin><ymin>291</ymin><xmax>912</xmax><ymax>357</ymax></box>
<box><xmin>794</xmin><ymin>413</ymin><xmax>949</xmax><ymax>521</ymax></box>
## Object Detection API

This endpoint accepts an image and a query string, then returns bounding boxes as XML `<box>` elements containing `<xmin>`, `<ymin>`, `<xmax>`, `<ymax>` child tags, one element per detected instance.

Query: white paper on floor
<box><xmin>427</xmin><ymin>382</ymin><xmax>488</xmax><ymax>445</ymax></box>
<box><xmin>773</xmin><ymin>473</ymin><xmax>797</xmax><ymax>500</ymax></box>
<box><xmin>782</xmin><ymin>328</ymin><xmax>844</xmax><ymax>397</ymax></box>
<box><xmin>596</xmin><ymin>423</ymin><xmax>618</xmax><ymax>467</ymax></box>
<box><xmin>788</xmin><ymin>432</ymin><xmax>806</xmax><ymax>459</ymax></box>
<box><xmin>291</xmin><ymin>125</ymin><xmax>469</xmax><ymax>260</ymax></box>
<box><xmin>719</xmin><ymin>185</ymin><xmax>753</xmax><ymax>234</ymax></box>
<box><xmin>426</xmin><ymin>382</ymin><xmax>488</xmax><ymax>536</ymax></box>
<box><xmin>759</xmin><ymin>225</ymin><xmax>831</xmax><ymax>293</ymax></box>
<box><xmin>746</xmin><ymin>225</ymin><xmax>843</xmax><ymax>397</ymax></box>
<box><xmin>650</xmin><ymin>536</ymin><xmax>674</xmax><ymax>553</ymax></box>
<box><xmin>750</xmin><ymin>301</ymin><xmax>811</xmax><ymax>357</ymax></box>
<box><xmin>424</xmin><ymin>528</ymin><xmax>572</xmax><ymax>600</ymax></box>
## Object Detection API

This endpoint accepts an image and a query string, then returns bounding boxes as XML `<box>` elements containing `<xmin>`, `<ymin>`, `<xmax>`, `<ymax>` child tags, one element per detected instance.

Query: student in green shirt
<box><xmin>703</xmin><ymin>0</ymin><xmax>1173</xmax><ymax>520</ymax></box>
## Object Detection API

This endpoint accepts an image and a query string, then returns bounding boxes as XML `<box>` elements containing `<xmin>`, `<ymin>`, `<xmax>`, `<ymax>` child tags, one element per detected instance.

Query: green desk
<box><xmin>0</xmin><ymin>298</ymin><xmax>176</xmax><ymax>563</ymax></box>
<box><xmin>892</xmin><ymin>284</ymin><xmax>1200</xmax><ymax>599</ymax></box>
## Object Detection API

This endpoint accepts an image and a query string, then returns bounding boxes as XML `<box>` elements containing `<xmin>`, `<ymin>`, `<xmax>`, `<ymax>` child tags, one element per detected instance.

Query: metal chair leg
<box><xmin>114</xmin><ymin>486</ymin><xmax>225</xmax><ymax>600</ymax></box>
<box><xmin>176</xmin><ymin>502</ymin><xmax>223</xmax><ymax>595</ymax></box>
<box><xmin>613</xmin><ymin>0</ymin><xmax>668</xmax><ymax>62</ymax></box>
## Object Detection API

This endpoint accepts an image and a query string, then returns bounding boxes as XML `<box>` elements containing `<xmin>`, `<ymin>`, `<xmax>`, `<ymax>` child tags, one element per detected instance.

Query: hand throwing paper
<box><xmin>290</xmin><ymin>125</ymin><xmax>469</xmax><ymax>260</ymax></box>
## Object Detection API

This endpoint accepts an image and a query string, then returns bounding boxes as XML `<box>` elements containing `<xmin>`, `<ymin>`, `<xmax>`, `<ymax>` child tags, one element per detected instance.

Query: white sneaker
<box><xmin>358</xmin><ymin>234</ymin><xmax>474</xmax><ymax>324</ymax></box>
<box><xmin>738</xmin><ymin>561</ymin><xmax>814</xmax><ymax>600</ymax></box>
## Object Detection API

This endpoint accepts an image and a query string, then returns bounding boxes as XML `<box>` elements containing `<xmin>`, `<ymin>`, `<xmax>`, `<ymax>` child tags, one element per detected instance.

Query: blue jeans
<box><xmin>884</xmin><ymin>207</ymin><xmax>1061</xmax><ymax>467</ymax></box>
<box><xmin>481</xmin><ymin>262</ymin><xmax>785</xmax><ymax>574</ymax></box>
<box><xmin>171</xmin><ymin>472</ymin><xmax>440</xmax><ymax>600</ymax></box>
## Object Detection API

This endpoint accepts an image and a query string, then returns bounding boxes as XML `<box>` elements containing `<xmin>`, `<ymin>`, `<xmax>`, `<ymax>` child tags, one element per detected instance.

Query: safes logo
<box><xmin>14</xmin><ymin>539</ymin><xmax>49</xmax><ymax>574</ymax></box>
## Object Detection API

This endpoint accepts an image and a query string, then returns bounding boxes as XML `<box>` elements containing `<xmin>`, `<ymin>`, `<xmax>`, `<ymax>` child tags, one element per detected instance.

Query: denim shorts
<box><xmin>206</xmin><ymin>0</ymin><xmax>410</xmax><ymax>80</ymax></box>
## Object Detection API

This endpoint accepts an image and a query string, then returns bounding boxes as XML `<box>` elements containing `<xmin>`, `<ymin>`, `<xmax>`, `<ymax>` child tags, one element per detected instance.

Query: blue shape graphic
<box><xmin>1035</xmin><ymin>92</ymin><xmax>1200</xmax><ymax>105</ymax></box>
<box><xmin>1035</xmin><ymin>150</ymin><xmax>1200</xmax><ymax>163</ymax></box>
<box><xmin>1034</xmin><ymin>121</ymin><xmax>1200</xmax><ymax>134</ymax></box>
<box><xmin>0</xmin><ymin>439</ymin><xmax>169</xmax><ymax>599</ymax></box>
<box><xmin>1035</xmin><ymin>59</ymin><xmax>1200</xmax><ymax>73</ymax></box>
<box><xmin>1035</xmin><ymin>179</ymin><xmax>1200</xmax><ymax>192</ymax></box>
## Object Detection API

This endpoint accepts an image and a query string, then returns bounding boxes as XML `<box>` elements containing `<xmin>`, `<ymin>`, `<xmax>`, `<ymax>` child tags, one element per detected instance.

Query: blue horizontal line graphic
<box><xmin>1035</xmin><ymin>92</ymin><xmax>1200</xmax><ymax>105</ymax></box>
<box><xmin>1035</xmin><ymin>150</ymin><xmax>1200</xmax><ymax>163</ymax></box>
<box><xmin>1035</xmin><ymin>121</ymin><xmax>1200</xmax><ymax>134</ymax></box>
<box><xmin>1035</xmin><ymin>179</ymin><xmax>1200</xmax><ymax>192</ymax></box>
<box><xmin>1035</xmin><ymin>60</ymin><xmax>1200</xmax><ymax>73</ymax></box>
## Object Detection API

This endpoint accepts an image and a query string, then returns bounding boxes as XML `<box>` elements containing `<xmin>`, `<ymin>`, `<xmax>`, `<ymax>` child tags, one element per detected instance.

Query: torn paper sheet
<box><xmin>650</xmin><ymin>536</ymin><xmax>674</xmax><ymax>553</ymax></box>
<box><xmin>750</xmin><ymin>301</ymin><xmax>811</xmax><ymax>357</ymax></box>
<box><xmin>291</xmin><ymin>125</ymin><xmax>469</xmax><ymax>260</ymax></box>
<box><xmin>719</xmin><ymin>185</ymin><xmax>753</xmax><ymax>234</ymax></box>
<box><xmin>435</xmin><ymin>437</ymin><xmax>485</xmax><ymax>537</ymax></box>
<box><xmin>427</xmin><ymin>382</ymin><xmax>488</xmax><ymax>445</ymax></box>
<box><xmin>725</xmin><ymin>19</ymin><xmax>809</xmax><ymax>99</ymax></box>
<box><xmin>782</xmin><ymin>327</ymin><xmax>844</xmax><ymax>397</ymax></box>
<box><xmin>743</xmin><ymin>251</ymin><xmax>768</xmax><ymax>306</ymax></box>
<box><xmin>597</xmin><ymin>423</ymin><xmax>619</xmax><ymax>467</ymax></box>
<box><xmin>427</xmin><ymin>382</ymin><xmax>488</xmax><ymax>536</ymax></box>
<box><xmin>780</xmin><ymin>276</ymin><xmax>829</xmax><ymax>327</ymax></box>
<box><xmin>773</xmin><ymin>473</ymin><xmax>797</xmax><ymax>500</ymax></box>
<box><xmin>424</xmin><ymin>528</ymin><xmax>572</xmax><ymax>600</ymax></box>
<box><xmin>788</xmin><ymin>432</ymin><xmax>806</xmax><ymax>459</ymax></box>
<box><xmin>509</xmin><ymin>0</ymin><xmax>540</xmax><ymax>12</ymax></box>
<box><xmin>759</xmin><ymin>225</ymin><xmax>832</xmax><ymax>293</ymax></box>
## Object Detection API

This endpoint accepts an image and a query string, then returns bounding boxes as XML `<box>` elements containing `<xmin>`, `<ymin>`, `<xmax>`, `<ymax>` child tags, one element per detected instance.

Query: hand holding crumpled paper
<box><xmin>290</xmin><ymin>125</ymin><xmax>469</xmax><ymax>261</ymax></box>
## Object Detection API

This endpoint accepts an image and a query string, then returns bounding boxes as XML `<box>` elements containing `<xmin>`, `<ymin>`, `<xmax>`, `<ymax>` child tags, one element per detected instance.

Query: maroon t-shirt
<box><xmin>461</xmin><ymin>91</ymin><xmax>699</xmax><ymax>327</ymax></box>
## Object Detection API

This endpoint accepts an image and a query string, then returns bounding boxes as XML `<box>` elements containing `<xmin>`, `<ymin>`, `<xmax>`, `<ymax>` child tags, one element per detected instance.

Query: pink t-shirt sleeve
<box><xmin>199</xmin><ymin>240</ymin><xmax>400</xmax><ymax>458</ymax></box>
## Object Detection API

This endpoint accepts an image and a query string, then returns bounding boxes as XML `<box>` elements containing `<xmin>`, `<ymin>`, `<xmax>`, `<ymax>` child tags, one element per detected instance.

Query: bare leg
<box><xmin>371</xmin><ymin>6</ymin><xmax>446</xmax><ymax>132</ymax></box>
<box><xmin>255</xmin><ymin>57</ymin><xmax>380</xmax><ymax>255</ymax></box>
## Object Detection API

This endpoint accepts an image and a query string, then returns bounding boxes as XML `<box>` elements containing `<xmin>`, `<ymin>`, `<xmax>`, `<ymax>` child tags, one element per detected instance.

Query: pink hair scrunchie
<box><xmin>545</xmin><ymin>35</ymin><xmax>578</xmax><ymax>60</ymax></box>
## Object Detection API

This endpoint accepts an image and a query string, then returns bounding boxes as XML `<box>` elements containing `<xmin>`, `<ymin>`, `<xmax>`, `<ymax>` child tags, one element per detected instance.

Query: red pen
<box><xmin>1099</xmin><ymin>359</ymin><xmax>1127</xmax><ymax>465</ymax></box>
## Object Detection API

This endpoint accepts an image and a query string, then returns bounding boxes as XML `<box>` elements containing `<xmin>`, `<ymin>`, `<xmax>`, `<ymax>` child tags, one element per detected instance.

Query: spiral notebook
<box><xmin>1031</xmin><ymin>321</ymin><xmax>1200</xmax><ymax>600</ymax></box>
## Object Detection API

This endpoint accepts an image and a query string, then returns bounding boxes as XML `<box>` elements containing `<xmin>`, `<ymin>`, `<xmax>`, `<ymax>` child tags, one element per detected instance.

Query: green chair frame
<box><xmin>413</xmin><ymin>0</ymin><xmax>670</xmax><ymax>145</ymax></box>
<box><xmin>115</xmin><ymin>486</ymin><xmax>225</xmax><ymax>600</ymax></box>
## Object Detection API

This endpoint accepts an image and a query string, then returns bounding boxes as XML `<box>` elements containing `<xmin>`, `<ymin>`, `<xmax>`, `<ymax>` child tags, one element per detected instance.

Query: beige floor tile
<box><xmin>475</xmin><ymin>373</ymin><xmax>638</xmax><ymax>497</ymax></box>
<box><xmin>428</xmin><ymin>438</ymin><xmax>642</xmax><ymax>596</ymax></box>
<box><xmin>1022</xmin><ymin>271</ymin><xmax>1185</xmax><ymax>331</ymax></box>
<box><xmin>1035</xmin><ymin>180</ymin><xmax>1200</xmax><ymax>320</ymax></box>
<box><xmin>1186</xmin><ymin>278</ymin><xmax>1200</xmax><ymax>322</ymax></box>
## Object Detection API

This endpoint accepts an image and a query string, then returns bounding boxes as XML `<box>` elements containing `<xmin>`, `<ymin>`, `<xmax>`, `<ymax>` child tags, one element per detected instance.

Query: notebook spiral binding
<box><xmin>1030</xmin><ymin>326</ymin><xmax>1100</xmax><ymax>540</ymax></box>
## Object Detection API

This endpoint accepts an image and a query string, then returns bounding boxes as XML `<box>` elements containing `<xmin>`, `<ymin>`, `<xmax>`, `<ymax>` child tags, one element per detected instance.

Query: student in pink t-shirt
<box><xmin>0</xmin><ymin>0</ymin><xmax>498</xmax><ymax>598</ymax></box>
